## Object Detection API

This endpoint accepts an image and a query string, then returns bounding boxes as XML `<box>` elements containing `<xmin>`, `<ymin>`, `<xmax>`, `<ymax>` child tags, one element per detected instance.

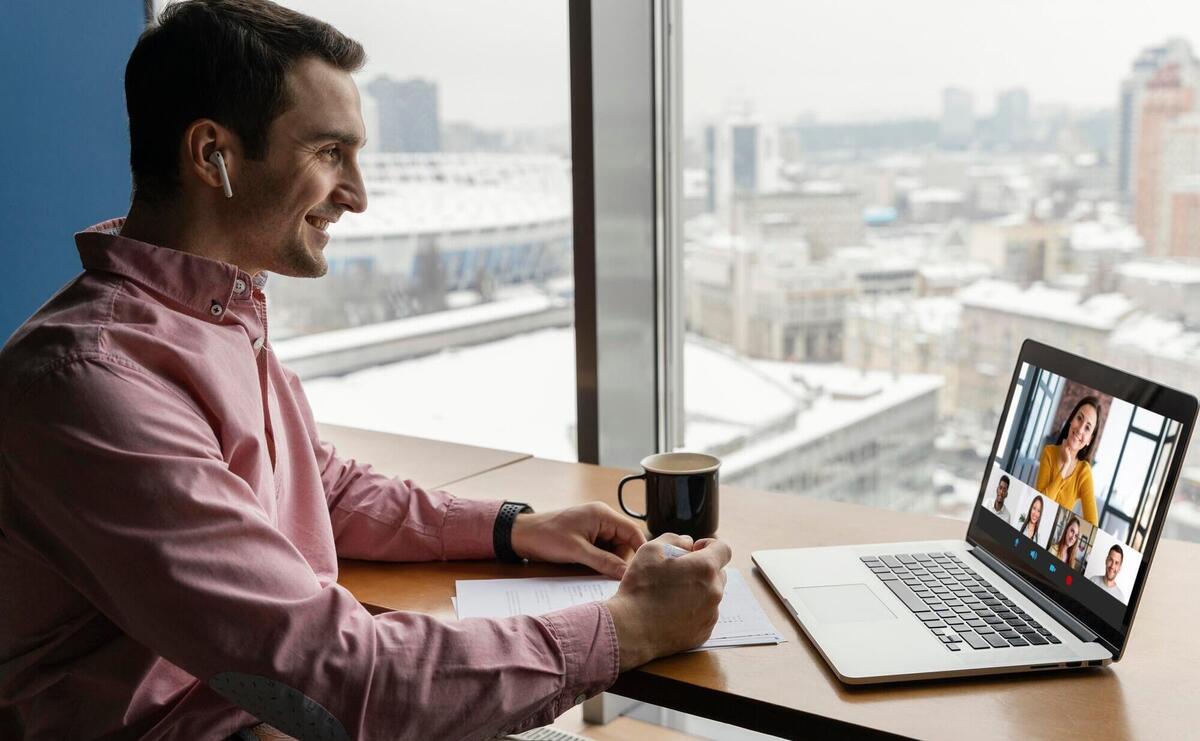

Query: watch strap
<box><xmin>493</xmin><ymin>501</ymin><xmax>534</xmax><ymax>563</ymax></box>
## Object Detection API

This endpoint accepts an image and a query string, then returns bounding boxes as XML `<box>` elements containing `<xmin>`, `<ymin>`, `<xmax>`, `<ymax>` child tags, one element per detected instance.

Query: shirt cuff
<box><xmin>532</xmin><ymin>602</ymin><xmax>620</xmax><ymax>721</ymax></box>
<box><xmin>440</xmin><ymin>497</ymin><xmax>504</xmax><ymax>560</ymax></box>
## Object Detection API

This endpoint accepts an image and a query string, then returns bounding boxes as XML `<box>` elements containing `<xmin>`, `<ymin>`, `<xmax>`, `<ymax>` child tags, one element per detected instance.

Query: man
<box><xmin>0</xmin><ymin>2</ymin><xmax>730</xmax><ymax>739</ymax></box>
<box><xmin>1089</xmin><ymin>544</ymin><xmax>1127</xmax><ymax>602</ymax></box>
<box><xmin>990</xmin><ymin>474</ymin><xmax>1014</xmax><ymax>526</ymax></box>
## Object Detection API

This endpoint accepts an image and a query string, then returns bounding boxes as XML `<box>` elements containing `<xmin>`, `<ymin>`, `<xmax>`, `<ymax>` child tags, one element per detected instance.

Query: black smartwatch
<box><xmin>493</xmin><ymin>501</ymin><xmax>534</xmax><ymax>563</ymax></box>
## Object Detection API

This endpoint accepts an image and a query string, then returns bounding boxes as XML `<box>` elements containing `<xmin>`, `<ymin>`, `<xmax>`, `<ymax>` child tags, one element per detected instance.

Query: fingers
<box><xmin>690</xmin><ymin>538</ymin><xmax>732</xmax><ymax>568</ymax></box>
<box><xmin>579</xmin><ymin>542</ymin><xmax>630</xmax><ymax>580</ymax></box>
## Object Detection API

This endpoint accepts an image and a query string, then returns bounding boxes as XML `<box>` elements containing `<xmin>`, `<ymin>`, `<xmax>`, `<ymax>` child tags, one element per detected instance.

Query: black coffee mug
<box><xmin>618</xmin><ymin>452</ymin><xmax>720</xmax><ymax>538</ymax></box>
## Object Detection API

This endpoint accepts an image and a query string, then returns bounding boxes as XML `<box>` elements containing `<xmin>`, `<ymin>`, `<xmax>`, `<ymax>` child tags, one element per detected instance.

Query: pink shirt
<box><xmin>0</xmin><ymin>219</ymin><xmax>617</xmax><ymax>740</ymax></box>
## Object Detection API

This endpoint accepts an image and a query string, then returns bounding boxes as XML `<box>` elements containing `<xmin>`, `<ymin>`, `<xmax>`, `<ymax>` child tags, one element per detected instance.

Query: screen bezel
<box><xmin>965</xmin><ymin>339</ymin><xmax>1197</xmax><ymax>659</ymax></box>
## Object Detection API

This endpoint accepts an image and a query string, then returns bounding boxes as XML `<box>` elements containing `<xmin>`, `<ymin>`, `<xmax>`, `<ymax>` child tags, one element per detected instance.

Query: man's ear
<box><xmin>182</xmin><ymin>119</ymin><xmax>236</xmax><ymax>196</ymax></box>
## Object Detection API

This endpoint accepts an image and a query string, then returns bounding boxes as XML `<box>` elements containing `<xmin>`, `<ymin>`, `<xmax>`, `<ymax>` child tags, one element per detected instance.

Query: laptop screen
<box><xmin>966</xmin><ymin>341</ymin><xmax>1195</xmax><ymax>655</ymax></box>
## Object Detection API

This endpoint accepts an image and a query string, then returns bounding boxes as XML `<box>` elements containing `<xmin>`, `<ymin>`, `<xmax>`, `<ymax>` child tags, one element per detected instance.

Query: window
<box><xmin>156</xmin><ymin>0</ymin><xmax>579</xmax><ymax>460</ymax></box>
<box><xmin>678</xmin><ymin>1</ymin><xmax>1200</xmax><ymax>533</ymax></box>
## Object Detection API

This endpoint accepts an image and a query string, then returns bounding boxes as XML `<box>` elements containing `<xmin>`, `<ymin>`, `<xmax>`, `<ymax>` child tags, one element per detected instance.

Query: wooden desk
<box><xmin>339</xmin><ymin>455</ymin><xmax>1200</xmax><ymax>740</ymax></box>
<box><xmin>317</xmin><ymin>422</ymin><xmax>530</xmax><ymax>489</ymax></box>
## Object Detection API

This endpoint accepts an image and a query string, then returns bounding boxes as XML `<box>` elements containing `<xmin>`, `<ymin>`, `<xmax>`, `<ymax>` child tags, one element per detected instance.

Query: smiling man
<box><xmin>0</xmin><ymin>2</ymin><xmax>729</xmax><ymax>739</ymax></box>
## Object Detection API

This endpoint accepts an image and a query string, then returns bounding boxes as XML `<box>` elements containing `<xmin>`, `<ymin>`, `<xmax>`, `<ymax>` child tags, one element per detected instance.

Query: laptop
<box><xmin>753</xmin><ymin>339</ymin><xmax>1197</xmax><ymax>683</ymax></box>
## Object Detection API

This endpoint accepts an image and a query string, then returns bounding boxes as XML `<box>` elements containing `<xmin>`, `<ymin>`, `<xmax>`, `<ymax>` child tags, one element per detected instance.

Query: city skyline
<box><xmin>273</xmin><ymin>0</ymin><xmax>1199</xmax><ymax>130</ymax></box>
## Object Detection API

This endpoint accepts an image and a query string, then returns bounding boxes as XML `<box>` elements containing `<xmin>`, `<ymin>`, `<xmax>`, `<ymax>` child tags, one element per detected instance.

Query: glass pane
<box><xmin>257</xmin><ymin>1</ymin><xmax>576</xmax><ymax>459</ymax></box>
<box><xmin>1132</xmin><ymin>406</ymin><xmax>1165</xmax><ymax>434</ymax></box>
<box><xmin>681</xmin><ymin>2</ymin><xmax>1200</xmax><ymax>526</ymax></box>
<box><xmin>1110</xmin><ymin>434</ymin><xmax>1157</xmax><ymax>514</ymax></box>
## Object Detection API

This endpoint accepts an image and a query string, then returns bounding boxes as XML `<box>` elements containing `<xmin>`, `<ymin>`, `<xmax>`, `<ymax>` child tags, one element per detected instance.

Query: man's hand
<box><xmin>605</xmin><ymin>534</ymin><xmax>732</xmax><ymax>671</ymax></box>
<box><xmin>509</xmin><ymin>502</ymin><xmax>647</xmax><ymax>579</ymax></box>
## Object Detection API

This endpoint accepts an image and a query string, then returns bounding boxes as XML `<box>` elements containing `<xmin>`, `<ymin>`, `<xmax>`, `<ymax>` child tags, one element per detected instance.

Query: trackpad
<box><xmin>794</xmin><ymin>584</ymin><xmax>896</xmax><ymax>623</ymax></box>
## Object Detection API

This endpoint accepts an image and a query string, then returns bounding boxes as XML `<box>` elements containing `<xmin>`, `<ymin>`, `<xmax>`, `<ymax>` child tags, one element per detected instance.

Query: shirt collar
<box><xmin>75</xmin><ymin>218</ymin><xmax>260</xmax><ymax>319</ymax></box>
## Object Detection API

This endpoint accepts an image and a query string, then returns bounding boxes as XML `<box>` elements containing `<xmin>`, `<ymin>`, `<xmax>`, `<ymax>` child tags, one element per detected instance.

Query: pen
<box><xmin>662</xmin><ymin>543</ymin><xmax>690</xmax><ymax>559</ymax></box>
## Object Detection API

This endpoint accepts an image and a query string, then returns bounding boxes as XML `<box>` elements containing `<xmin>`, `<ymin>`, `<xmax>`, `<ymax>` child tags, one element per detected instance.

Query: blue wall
<box><xmin>0</xmin><ymin>2</ymin><xmax>145</xmax><ymax>339</ymax></box>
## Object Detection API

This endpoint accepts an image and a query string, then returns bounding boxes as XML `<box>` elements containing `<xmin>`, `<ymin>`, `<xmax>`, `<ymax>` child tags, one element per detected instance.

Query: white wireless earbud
<box><xmin>209</xmin><ymin>150</ymin><xmax>233</xmax><ymax>198</ymax></box>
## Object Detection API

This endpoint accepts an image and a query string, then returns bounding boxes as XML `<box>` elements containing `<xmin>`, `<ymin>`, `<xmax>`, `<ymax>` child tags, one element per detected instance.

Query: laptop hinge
<box><xmin>969</xmin><ymin>546</ymin><xmax>1099</xmax><ymax>644</ymax></box>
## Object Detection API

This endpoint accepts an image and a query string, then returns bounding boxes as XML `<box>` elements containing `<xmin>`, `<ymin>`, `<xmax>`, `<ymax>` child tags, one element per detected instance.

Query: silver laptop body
<box><xmin>753</xmin><ymin>341</ymin><xmax>1196</xmax><ymax>684</ymax></box>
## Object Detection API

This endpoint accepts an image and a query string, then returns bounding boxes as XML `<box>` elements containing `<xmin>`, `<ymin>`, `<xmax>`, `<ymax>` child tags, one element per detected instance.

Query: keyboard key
<box><xmin>983</xmin><ymin>616</ymin><xmax>1004</xmax><ymax>625</ymax></box>
<box><xmin>998</xmin><ymin>630</ymin><xmax>1020</xmax><ymax>640</ymax></box>
<box><xmin>961</xmin><ymin>632</ymin><xmax>991</xmax><ymax>650</ymax></box>
<box><xmin>880</xmin><ymin>556</ymin><xmax>901</xmax><ymax>568</ymax></box>
<box><xmin>1006</xmin><ymin>635</ymin><xmax>1030</xmax><ymax>647</ymax></box>
<box><xmin>946</xmin><ymin>643</ymin><xmax>962</xmax><ymax>651</ymax></box>
<box><xmin>897</xmin><ymin>554</ymin><xmax>917</xmax><ymax>564</ymax></box>
<box><xmin>1045</xmin><ymin>634</ymin><xmax>1061</xmax><ymax>644</ymax></box>
<box><xmin>1025</xmin><ymin>634</ymin><xmax>1049</xmax><ymax>645</ymax></box>
<box><xmin>878</xmin><ymin>574</ymin><xmax>899</xmax><ymax>582</ymax></box>
<box><xmin>984</xmin><ymin>632</ymin><xmax>1010</xmax><ymax>648</ymax></box>
<box><xmin>935</xmin><ymin>610</ymin><xmax>956</xmax><ymax>619</ymax></box>
<box><xmin>882</xmin><ymin>579</ymin><xmax>931</xmax><ymax>615</ymax></box>
<box><xmin>1015</xmin><ymin>626</ymin><xmax>1037</xmax><ymax>635</ymax></box>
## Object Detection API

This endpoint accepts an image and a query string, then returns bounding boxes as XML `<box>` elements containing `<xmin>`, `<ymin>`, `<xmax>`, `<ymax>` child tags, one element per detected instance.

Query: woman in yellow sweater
<box><xmin>1035</xmin><ymin>396</ymin><xmax>1101</xmax><ymax>527</ymax></box>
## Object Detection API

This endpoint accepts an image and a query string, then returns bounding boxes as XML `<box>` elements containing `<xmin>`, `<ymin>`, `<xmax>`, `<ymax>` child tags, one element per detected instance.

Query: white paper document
<box><xmin>454</xmin><ymin>568</ymin><xmax>783</xmax><ymax>650</ymax></box>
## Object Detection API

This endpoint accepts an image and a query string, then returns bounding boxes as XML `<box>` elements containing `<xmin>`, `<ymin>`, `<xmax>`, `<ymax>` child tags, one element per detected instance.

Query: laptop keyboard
<box><xmin>860</xmin><ymin>552</ymin><xmax>1061</xmax><ymax>652</ymax></box>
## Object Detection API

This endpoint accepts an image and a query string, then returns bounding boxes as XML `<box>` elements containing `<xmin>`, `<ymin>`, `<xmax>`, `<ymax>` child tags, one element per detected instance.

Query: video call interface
<box><xmin>975</xmin><ymin>362</ymin><xmax>1184</xmax><ymax>627</ymax></box>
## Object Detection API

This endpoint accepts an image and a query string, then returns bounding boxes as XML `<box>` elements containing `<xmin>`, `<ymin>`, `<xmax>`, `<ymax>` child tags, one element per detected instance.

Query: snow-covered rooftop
<box><xmin>909</xmin><ymin>188</ymin><xmax>965</xmax><ymax>204</ymax></box>
<box><xmin>958</xmin><ymin>280</ymin><xmax>1135</xmax><ymax>330</ymax></box>
<box><xmin>1116</xmin><ymin>260</ymin><xmax>1200</xmax><ymax>285</ymax></box>
<box><xmin>300</xmin><ymin>329</ymin><xmax>942</xmax><ymax>468</ymax></box>
<box><xmin>721</xmin><ymin>364</ymin><xmax>943</xmax><ymax>475</ymax></box>
<box><xmin>1069</xmin><ymin>220</ymin><xmax>1144</xmax><ymax>252</ymax></box>
<box><xmin>850</xmin><ymin>296</ymin><xmax>963</xmax><ymax>335</ymax></box>
<box><xmin>1109</xmin><ymin>313</ymin><xmax>1200</xmax><ymax>364</ymax></box>
<box><xmin>274</xmin><ymin>293</ymin><xmax>563</xmax><ymax>362</ymax></box>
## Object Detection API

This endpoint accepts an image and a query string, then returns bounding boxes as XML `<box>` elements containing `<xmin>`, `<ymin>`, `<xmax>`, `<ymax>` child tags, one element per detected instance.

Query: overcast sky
<box><xmin>275</xmin><ymin>0</ymin><xmax>1198</xmax><ymax>129</ymax></box>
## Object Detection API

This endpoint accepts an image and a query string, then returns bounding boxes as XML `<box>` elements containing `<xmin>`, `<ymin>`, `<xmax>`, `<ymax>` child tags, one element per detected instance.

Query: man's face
<box><xmin>994</xmin><ymin>480</ymin><xmax>1008</xmax><ymax>508</ymax></box>
<box><xmin>230</xmin><ymin>57</ymin><xmax>368</xmax><ymax>277</ymax></box>
<box><xmin>1105</xmin><ymin>550</ymin><xmax>1123</xmax><ymax>581</ymax></box>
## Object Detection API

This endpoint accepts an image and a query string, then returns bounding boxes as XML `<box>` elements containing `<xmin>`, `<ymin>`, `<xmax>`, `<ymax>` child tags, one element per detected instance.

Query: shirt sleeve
<box><xmin>2</xmin><ymin>356</ymin><xmax>617</xmax><ymax>740</ymax></box>
<box><xmin>280</xmin><ymin>367</ymin><xmax>504</xmax><ymax>562</ymax></box>
<box><xmin>1077</xmin><ymin>463</ymin><xmax>1098</xmax><ymax>526</ymax></box>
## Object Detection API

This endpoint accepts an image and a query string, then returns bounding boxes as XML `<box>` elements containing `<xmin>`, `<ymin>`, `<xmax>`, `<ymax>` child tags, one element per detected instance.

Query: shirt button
<box><xmin>253</xmin><ymin>337</ymin><xmax>265</xmax><ymax>353</ymax></box>
<box><xmin>210</xmin><ymin>302</ymin><xmax>224</xmax><ymax>316</ymax></box>
<box><xmin>234</xmin><ymin>278</ymin><xmax>247</xmax><ymax>294</ymax></box>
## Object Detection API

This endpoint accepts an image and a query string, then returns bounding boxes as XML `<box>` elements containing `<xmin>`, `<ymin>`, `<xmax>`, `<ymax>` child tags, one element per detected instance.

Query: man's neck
<box><xmin>121</xmin><ymin>198</ymin><xmax>258</xmax><ymax>274</ymax></box>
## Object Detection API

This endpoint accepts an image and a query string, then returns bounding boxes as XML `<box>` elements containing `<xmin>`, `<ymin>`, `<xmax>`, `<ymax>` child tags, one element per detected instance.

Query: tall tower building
<box><xmin>994</xmin><ymin>88</ymin><xmax>1031</xmax><ymax>148</ymax></box>
<box><xmin>1160</xmin><ymin>113</ymin><xmax>1200</xmax><ymax>258</ymax></box>
<box><xmin>940</xmin><ymin>87</ymin><xmax>975</xmax><ymax>150</ymax></box>
<box><xmin>365</xmin><ymin>76</ymin><xmax>441</xmax><ymax>153</ymax></box>
<box><xmin>1117</xmin><ymin>39</ymin><xmax>1198</xmax><ymax>203</ymax></box>
<box><xmin>1133</xmin><ymin>63</ymin><xmax>1198</xmax><ymax>255</ymax></box>
<box><xmin>705</xmin><ymin>103</ymin><xmax>780</xmax><ymax>228</ymax></box>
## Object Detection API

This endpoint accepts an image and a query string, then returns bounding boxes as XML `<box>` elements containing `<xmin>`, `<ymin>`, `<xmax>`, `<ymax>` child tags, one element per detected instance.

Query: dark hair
<box><xmin>1108</xmin><ymin>544</ymin><xmax>1124</xmax><ymax>560</ymax></box>
<box><xmin>1056</xmin><ymin>515</ymin><xmax>1081</xmax><ymax>549</ymax></box>
<box><xmin>126</xmin><ymin>0</ymin><xmax>365</xmax><ymax>201</ymax></box>
<box><xmin>998</xmin><ymin>474</ymin><xmax>1010</xmax><ymax>488</ymax></box>
<box><xmin>1056</xmin><ymin>395</ymin><xmax>1102</xmax><ymax>462</ymax></box>
<box><xmin>1023</xmin><ymin>495</ymin><xmax>1043</xmax><ymax>534</ymax></box>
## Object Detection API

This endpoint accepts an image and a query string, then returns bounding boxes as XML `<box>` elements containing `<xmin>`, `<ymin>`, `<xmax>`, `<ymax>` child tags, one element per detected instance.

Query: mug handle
<box><xmin>617</xmin><ymin>473</ymin><xmax>647</xmax><ymax>520</ymax></box>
